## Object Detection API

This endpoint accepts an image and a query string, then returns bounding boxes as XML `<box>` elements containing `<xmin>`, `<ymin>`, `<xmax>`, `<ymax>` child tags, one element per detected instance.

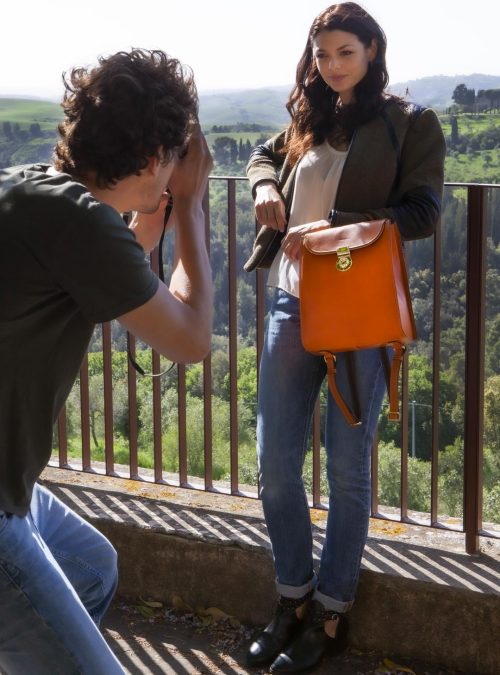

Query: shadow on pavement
<box><xmin>102</xmin><ymin>600</ymin><xmax>461</xmax><ymax>675</ymax></box>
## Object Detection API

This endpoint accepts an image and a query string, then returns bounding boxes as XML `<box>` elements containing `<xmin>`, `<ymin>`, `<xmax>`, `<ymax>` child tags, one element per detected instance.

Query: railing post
<box><xmin>430</xmin><ymin>218</ymin><xmax>442</xmax><ymax>525</ymax></box>
<box><xmin>227</xmin><ymin>179</ymin><xmax>239</xmax><ymax>493</ymax></box>
<box><xmin>463</xmin><ymin>185</ymin><xmax>487</xmax><ymax>554</ymax></box>
<box><xmin>102</xmin><ymin>321</ymin><xmax>115</xmax><ymax>475</ymax></box>
<box><xmin>80</xmin><ymin>353</ymin><xmax>91</xmax><ymax>472</ymax></box>
<box><xmin>202</xmin><ymin>188</ymin><xmax>214</xmax><ymax>491</ymax></box>
<box><xmin>57</xmin><ymin>405</ymin><xmax>69</xmax><ymax>468</ymax></box>
<box><xmin>126</xmin><ymin>335</ymin><xmax>139</xmax><ymax>479</ymax></box>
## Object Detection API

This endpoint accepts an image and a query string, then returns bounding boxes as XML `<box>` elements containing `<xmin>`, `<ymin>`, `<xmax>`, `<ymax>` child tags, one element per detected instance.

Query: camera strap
<box><xmin>126</xmin><ymin>195</ymin><xmax>176</xmax><ymax>378</ymax></box>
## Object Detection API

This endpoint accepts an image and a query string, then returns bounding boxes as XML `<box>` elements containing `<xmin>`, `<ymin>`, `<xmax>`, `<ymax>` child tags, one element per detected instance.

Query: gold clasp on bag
<box><xmin>336</xmin><ymin>246</ymin><xmax>352</xmax><ymax>272</ymax></box>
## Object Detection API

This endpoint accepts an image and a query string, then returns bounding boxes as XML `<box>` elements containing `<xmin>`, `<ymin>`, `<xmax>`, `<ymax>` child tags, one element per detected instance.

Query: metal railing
<box><xmin>54</xmin><ymin>179</ymin><xmax>500</xmax><ymax>555</ymax></box>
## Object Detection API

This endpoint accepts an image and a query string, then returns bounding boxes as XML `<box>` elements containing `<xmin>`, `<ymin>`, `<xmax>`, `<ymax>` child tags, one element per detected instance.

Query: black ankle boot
<box><xmin>270</xmin><ymin>599</ymin><xmax>349</xmax><ymax>673</ymax></box>
<box><xmin>246</xmin><ymin>592</ymin><xmax>312</xmax><ymax>668</ymax></box>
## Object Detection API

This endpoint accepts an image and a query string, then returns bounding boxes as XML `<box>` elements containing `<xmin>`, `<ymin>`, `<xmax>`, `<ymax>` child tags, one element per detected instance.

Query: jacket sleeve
<box><xmin>334</xmin><ymin>108</ymin><xmax>446</xmax><ymax>241</ymax></box>
<box><xmin>246</xmin><ymin>129</ymin><xmax>289</xmax><ymax>197</ymax></box>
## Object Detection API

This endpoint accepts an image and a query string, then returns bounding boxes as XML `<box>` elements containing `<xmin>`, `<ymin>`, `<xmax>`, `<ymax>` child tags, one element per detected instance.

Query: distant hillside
<box><xmin>0</xmin><ymin>97</ymin><xmax>61</xmax><ymax>130</ymax></box>
<box><xmin>3</xmin><ymin>74</ymin><xmax>500</xmax><ymax>131</ymax></box>
<box><xmin>388</xmin><ymin>74</ymin><xmax>500</xmax><ymax>109</ymax></box>
<box><xmin>199</xmin><ymin>86</ymin><xmax>290</xmax><ymax>129</ymax></box>
<box><xmin>198</xmin><ymin>74</ymin><xmax>500</xmax><ymax>127</ymax></box>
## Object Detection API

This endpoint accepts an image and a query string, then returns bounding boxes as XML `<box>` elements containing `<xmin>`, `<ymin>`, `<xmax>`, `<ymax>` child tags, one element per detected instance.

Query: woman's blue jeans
<box><xmin>258</xmin><ymin>289</ymin><xmax>387</xmax><ymax>613</ymax></box>
<box><xmin>0</xmin><ymin>483</ymin><xmax>124</xmax><ymax>674</ymax></box>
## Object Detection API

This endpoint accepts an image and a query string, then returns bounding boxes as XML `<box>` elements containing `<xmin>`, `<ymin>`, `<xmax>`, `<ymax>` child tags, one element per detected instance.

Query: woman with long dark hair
<box><xmin>244</xmin><ymin>3</ymin><xmax>445</xmax><ymax>672</ymax></box>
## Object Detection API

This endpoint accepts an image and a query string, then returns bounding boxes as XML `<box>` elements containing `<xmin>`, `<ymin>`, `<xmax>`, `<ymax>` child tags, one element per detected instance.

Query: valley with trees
<box><xmin>1</xmin><ymin>73</ymin><xmax>500</xmax><ymax>523</ymax></box>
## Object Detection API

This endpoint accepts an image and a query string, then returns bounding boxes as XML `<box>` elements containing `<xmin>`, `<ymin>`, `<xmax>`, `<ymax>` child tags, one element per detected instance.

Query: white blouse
<box><xmin>267</xmin><ymin>142</ymin><xmax>347</xmax><ymax>298</ymax></box>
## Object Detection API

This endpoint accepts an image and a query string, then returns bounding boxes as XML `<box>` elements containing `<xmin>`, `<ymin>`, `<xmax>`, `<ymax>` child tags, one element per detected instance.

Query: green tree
<box><xmin>483</xmin><ymin>485</ymin><xmax>500</xmax><ymax>523</ymax></box>
<box><xmin>438</xmin><ymin>438</ymin><xmax>464</xmax><ymax>517</ymax></box>
<box><xmin>486</xmin><ymin>315</ymin><xmax>500</xmax><ymax>377</ymax></box>
<box><xmin>2</xmin><ymin>121</ymin><xmax>12</xmax><ymax>139</ymax></box>
<box><xmin>484</xmin><ymin>375</ymin><xmax>500</xmax><ymax>453</ymax></box>
<box><xmin>212</xmin><ymin>136</ymin><xmax>238</xmax><ymax>166</ymax></box>
<box><xmin>212</xmin><ymin>136</ymin><xmax>233</xmax><ymax>165</ymax></box>
<box><xmin>29</xmin><ymin>122</ymin><xmax>42</xmax><ymax>138</ymax></box>
<box><xmin>452</xmin><ymin>84</ymin><xmax>475</xmax><ymax>110</ymax></box>
<box><xmin>450</xmin><ymin>115</ymin><xmax>459</xmax><ymax>146</ymax></box>
<box><xmin>235</xmin><ymin>346</ymin><xmax>257</xmax><ymax>416</ymax></box>
<box><xmin>237</xmin><ymin>278</ymin><xmax>257</xmax><ymax>341</ymax></box>
<box><xmin>230</xmin><ymin>138</ymin><xmax>238</xmax><ymax>164</ymax></box>
<box><xmin>477</xmin><ymin>88</ymin><xmax>500</xmax><ymax>112</ymax></box>
<box><xmin>377</xmin><ymin>442</ymin><xmax>431</xmax><ymax>513</ymax></box>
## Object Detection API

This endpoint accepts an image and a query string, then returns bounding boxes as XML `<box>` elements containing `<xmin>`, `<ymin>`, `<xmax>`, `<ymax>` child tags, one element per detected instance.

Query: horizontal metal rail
<box><xmin>54</xmin><ymin>180</ymin><xmax>499</xmax><ymax>554</ymax></box>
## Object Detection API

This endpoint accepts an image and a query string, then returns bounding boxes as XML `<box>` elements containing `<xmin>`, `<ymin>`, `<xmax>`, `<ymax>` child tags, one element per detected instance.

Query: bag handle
<box><xmin>323</xmin><ymin>344</ymin><xmax>405</xmax><ymax>427</ymax></box>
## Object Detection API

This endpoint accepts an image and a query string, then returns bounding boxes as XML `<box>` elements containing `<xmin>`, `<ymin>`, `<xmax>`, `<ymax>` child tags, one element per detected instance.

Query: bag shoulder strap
<box><xmin>387</xmin><ymin>343</ymin><xmax>405</xmax><ymax>421</ymax></box>
<box><xmin>323</xmin><ymin>344</ymin><xmax>405</xmax><ymax>427</ymax></box>
<box><xmin>323</xmin><ymin>353</ymin><xmax>361</xmax><ymax>427</ymax></box>
<box><xmin>380</xmin><ymin>102</ymin><xmax>426</xmax><ymax>192</ymax></box>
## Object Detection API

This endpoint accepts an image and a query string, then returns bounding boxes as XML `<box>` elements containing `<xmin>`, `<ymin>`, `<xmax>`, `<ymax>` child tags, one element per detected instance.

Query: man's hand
<box><xmin>129</xmin><ymin>123</ymin><xmax>212</xmax><ymax>254</ymax></box>
<box><xmin>281</xmin><ymin>220</ymin><xmax>330</xmax><ymax>261</ymax></box>
<box><xmin>254</xmin><ymin>182</ymin><xmax>287</xmax><ymax>232</ymax></box>
<box><xmin>118</xmin><ymin>122</ymin><xmax>214</xmax><ymax>364</ymax></box>
<box><xmin>168</xmin><ymin>122</ymin><xmax>213</xmax><ymax>207</ymax></box>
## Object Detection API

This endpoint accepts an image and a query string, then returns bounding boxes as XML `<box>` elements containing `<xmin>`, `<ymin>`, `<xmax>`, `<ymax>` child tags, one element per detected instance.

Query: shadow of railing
<box><xmin>53</xmin><ymin>179</ymin><xmax>500</xmax><ymax>555</ymax></box>
<box><xmin>46</xmin><ymin>479</ymin><xmax>500</xmax><ymax>595</ymax></box>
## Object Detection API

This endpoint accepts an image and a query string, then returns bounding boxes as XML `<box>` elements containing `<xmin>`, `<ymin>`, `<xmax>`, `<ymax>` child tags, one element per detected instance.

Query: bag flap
<box><xmin>302</xmin><ymin>219</ymin><xmax>389</xmax><ymax>255</ymax></box>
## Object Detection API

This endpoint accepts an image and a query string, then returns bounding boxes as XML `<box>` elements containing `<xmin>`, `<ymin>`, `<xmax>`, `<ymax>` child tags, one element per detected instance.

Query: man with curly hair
<box><xmin>0</xmin><ymin>49</ymin><xmax>213</xmax><ymax>674</ymax></box>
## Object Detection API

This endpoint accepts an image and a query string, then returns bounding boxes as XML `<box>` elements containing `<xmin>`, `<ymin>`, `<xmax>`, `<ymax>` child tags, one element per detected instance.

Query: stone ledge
<box><xmin>41</xmin><ymin>466</ymin><xmax>500</xmax><ymax>675</ymax></box>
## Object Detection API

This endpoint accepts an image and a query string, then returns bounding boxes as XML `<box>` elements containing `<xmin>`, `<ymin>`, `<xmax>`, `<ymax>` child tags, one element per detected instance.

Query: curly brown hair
<box><xmin>285</xmin><ymin>2</ymin><xmax>397</xmax><ymax>163</ymax></box>
<box><xmin>54</xmin><ymin>49</ymin><xmax>198</xmax><ymax>188</ymax></box>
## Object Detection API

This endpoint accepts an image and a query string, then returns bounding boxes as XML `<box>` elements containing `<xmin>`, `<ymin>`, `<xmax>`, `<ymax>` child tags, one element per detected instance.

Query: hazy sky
<box><xmin>1</xmin><ymin>0</ymin><xmax>498</xmax><ymax>99</ymax></box>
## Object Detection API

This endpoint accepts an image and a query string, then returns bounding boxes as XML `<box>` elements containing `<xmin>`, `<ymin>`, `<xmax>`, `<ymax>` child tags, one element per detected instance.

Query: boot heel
<box><xmin>270</xmin><ymin>599</ymin><xmax>349</xmax><ymax>673</ymax></box>
<box><xmin>246</xmin><ymin>592</ymin><xmax>312</xmax><ymax>667</ymax></box>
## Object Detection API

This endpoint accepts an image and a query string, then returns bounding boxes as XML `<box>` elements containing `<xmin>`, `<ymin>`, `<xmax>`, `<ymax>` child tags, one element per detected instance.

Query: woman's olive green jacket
<box><xmin>244</xmin><ymin>100</ymin><xmax>446</xmax><ymax>271</ymax></box>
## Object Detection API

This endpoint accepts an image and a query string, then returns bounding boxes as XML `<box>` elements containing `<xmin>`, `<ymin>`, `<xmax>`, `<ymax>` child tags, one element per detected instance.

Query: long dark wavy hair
<box><xmin>54</xmin><ymin>49</ymin><xmax>198</xmax><ymax>188</ymax></box>
<box><xmin>285</xmin><ymin>2</ymin><xmax>396</xmax><ymax>163</ymax></box>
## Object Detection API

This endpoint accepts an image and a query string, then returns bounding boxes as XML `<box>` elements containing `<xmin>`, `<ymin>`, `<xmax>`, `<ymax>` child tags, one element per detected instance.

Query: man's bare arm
<box><xmin>118</xmin><ymin>125</ymin><xmax>213</xmax><ymax>363</ymax></box>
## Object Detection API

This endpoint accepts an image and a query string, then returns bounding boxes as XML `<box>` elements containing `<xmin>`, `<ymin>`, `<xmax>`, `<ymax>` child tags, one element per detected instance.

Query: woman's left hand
<box><xmin>281</xmin><ymin>220</ymin><xmax>330</xmax><ymax>260</ymax></box>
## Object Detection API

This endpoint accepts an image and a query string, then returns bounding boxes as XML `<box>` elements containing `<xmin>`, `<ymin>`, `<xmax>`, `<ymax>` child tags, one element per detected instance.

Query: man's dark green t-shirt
<box><xmin>0</xmin><ymin>165</ymin><xmax>159</xmax><ymax>516</ymax></box>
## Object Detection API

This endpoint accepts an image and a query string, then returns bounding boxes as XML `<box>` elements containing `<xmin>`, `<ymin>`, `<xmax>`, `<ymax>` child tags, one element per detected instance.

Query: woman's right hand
<box><xmin>254</xmin><ymin>182</ymin><xmax>287</xmax><ymax>232</ymax></box>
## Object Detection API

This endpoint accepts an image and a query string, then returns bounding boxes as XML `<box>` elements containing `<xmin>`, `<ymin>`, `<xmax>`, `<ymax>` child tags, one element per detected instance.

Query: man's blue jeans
<box><xmin>257</xmin><ymin>289</ymin><xmax>387</xmax><ymax>613</ymax></box>
<box><xmin>0</xmin><ymin>483</ymin><xmax>124</xmax><ymax>674</ymax></box>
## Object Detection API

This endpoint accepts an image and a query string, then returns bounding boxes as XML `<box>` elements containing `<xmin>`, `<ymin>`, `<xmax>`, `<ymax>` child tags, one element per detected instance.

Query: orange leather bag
<box><xmin>299</xmin><ymin>219</ymin><xmax>416</xmax><ymax>426</ymax></box>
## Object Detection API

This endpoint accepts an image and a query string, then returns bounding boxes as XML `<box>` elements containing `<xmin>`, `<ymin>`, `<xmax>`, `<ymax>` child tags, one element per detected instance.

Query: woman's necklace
<box><xmin>328</xmin><ymin>102</ymin><xmax>350</xmax><ymax>151</ymax></box>
<box><xmin>327</xmin><ymin>127</ymin><xmax>349</xmax><ymax>152</ymax></box>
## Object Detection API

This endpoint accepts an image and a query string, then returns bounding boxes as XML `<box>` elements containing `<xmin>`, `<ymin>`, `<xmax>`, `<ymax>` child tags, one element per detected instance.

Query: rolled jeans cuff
<box><xmin>314</xmin><ymin>588</ymin><xmax>353</xmax><ymax>613</ymax></box>
<box><xmin>275</xmin><ymin>574</ymin><xmax>317</xmax><ymax>600</ymax></box>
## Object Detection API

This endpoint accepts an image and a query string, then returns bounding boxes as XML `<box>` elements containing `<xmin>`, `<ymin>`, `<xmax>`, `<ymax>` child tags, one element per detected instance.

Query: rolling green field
<box><xmin>445</xmin><ymin>149</ymin><xmax>500</xmax><ymax>184</ymax></box>
<box><xmin>1</xmin><ymin>98</ymin><xmax>500</xmax><ymax>184</ymax></box>
<box><xmin>0</xmin><ymin>98</ymin><xmax>61</xmax><ymax>131</ymax></box>
<box><xmin>204</xmin><ymin>130</ymin><xmax>272</xmax><ymax>145</ymax></box>
<box><xmin>438</xmin><ymin>112</ymin><xmax>500</xmax><ymax>183</ymax></box>
<box><xmin>439</xmin><ymin>112</ymin><xmax>500</xmax><ymax>136</ymax></box>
